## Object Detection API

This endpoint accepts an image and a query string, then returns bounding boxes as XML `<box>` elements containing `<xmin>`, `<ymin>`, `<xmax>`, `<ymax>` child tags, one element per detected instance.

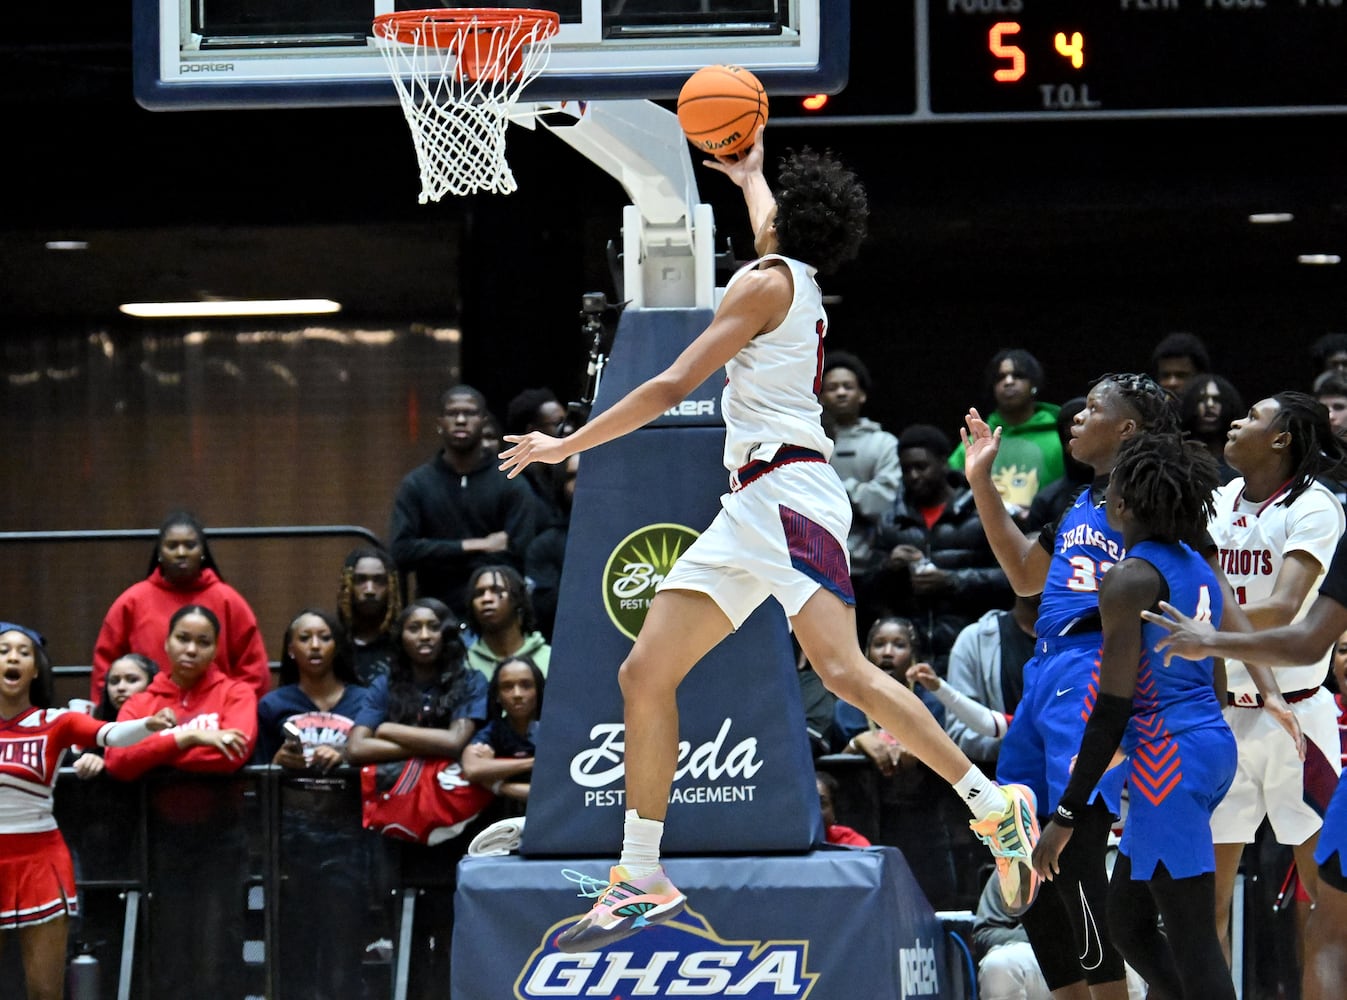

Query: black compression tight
<box><xmin>1019</xmin><ymin>800</ymin><xmax>1126</xmax><ymax>989</ymax></box>
<box><xmin>1106</xmin><ymin>853</ymin><xmax>1236</xmax><ymax>1000</ymax></box>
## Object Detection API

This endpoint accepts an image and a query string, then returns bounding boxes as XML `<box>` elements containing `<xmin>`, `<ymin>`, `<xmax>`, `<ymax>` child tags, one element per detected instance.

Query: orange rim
<box><xmin>373</xmin><ymin>7</ymin><xmax>560</xmax><ymax>49</ymax></box>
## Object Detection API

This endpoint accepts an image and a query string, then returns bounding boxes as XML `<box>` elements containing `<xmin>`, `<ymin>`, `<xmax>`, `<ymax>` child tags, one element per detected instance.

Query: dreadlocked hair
<box><xmin>337</xmin><ymin>546</ymin><xmax>402</xmax><ymax>637</ymax></box>
<box><xmin>1092</xmin><ymin>373</ymin><xmax>1180</xmax><ymax>435</ymax></box>
<box><xmin>1270</xmin><ymin>391</ymin><xmax>1347</xmax><ymax>506</ymax></box>
<box><xmin>1111</xmin><ymin>433</ymin><xmax>1219</xmax><ymax>543</ymax></box>
<box><xmin>772</xmin><ymin>147</ymin><xmax>869</xmax><ymax>274</ymax></box>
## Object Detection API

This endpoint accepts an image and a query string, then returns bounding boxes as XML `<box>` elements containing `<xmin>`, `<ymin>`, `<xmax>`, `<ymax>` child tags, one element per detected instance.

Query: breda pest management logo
<box><xmin>603</xmin><ymin>523</ymin><xmax>700</xmax><ymax>640</ymax></box>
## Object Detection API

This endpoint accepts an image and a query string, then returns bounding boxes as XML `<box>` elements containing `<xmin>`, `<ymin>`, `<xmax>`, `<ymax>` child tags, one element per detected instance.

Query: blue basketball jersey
<box><xmin>1036</xmin><ymin>486</ymin><xmax>1126</xmax><ymax>639</ymax></box>
<box><xmin>1125</xmin><ymin>539</ymin><xmax>1226</xmax><ymax>752</ymax></box>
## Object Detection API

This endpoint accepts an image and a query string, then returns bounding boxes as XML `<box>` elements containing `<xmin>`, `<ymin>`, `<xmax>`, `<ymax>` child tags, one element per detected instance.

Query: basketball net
<box><xmin>373</xmin><ymin>9</ymin><xmax>560</xmax><ymax>202</ymax></box>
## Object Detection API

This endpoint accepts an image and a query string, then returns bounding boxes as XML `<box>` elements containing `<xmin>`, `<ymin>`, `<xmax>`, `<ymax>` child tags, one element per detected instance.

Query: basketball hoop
<box><xmin>372</xmin><ymin>8</ymin><xmax>560</xmax><ymax>202</ymax></box>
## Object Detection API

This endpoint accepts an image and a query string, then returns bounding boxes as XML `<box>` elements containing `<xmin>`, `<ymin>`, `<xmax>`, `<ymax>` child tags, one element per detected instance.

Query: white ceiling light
<box><xmin>119</xmin><ymin>299</ymin><xmax>342</xmax><ymax>318</ymax></box>
<box><xmin>1247</xmin><ymin>212</ymin><xmax>1294</xmax><ymax>224</ymax></box>
<box><xmin>1297</xmin><ymin>254</ymin><xmax>1341</xmax><ymax>266</ymax></box>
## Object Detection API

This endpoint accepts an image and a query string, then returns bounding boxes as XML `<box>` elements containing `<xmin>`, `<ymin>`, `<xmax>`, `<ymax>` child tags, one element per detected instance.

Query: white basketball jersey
<box><xmin>720</xmin><ymin>254</ymin><xmax>834</xmax><ymax>471</ymax></box>
<box><xmin>1210</xmin><ymin>477</ymin><xmax>1346</xmax><ymax>696</ymax></box>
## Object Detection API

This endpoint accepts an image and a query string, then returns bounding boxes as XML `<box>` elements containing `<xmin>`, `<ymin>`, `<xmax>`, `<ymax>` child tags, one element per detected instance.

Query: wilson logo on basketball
<box><xmin>602</xmin><ymin>523</ymin><xmax>700</xmax><ymax>640</ymax></box>
<box><xmin>519</xmin><ymin>907</ymin><xmax>818</xmax><ymax>998</ymax></box>
<box><xmin>699</xmin><ymin>131</ymin><xmax>744</xmax><ymax>151</ymax></box>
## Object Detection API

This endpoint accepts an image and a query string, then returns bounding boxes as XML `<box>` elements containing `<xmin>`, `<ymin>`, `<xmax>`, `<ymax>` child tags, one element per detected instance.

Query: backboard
<box><xmin>133</xmin><ymin>0</ymin><xmax>849</xmax><ymax>110</ymax></box>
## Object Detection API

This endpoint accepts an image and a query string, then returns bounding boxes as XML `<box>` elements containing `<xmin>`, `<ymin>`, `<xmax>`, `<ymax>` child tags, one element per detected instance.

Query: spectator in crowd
<box><xmin>1314</xmin><ymin>371</ymin><xmax>1347</xmax><ymax>442</ymax></box>
<box><xmin>389</xmin><ymin>385</ymin><xmax>542</xmax><ymax>620</ymax></box>
<box><xmin>1178</xmin><ymin>373</ymin><xmax>1243</xmax><ymax>485</ymax></box>
<box><xmin>798</xmin><ymin>641</ymin><xmax>838</xmax><ymax>759</ymax></box>
<box><xmin>506</xmin><ymin>387</ymin><xmax>567</xmax><ymax>439</ymax></box>
<box><xmin>816</xmin><ymin>770</ymin><xmax>870</xmax><ymax>847</ymax></box>
<box><xmin>481</xmin><ymin>410</ymin><xmax>504</xmax><ymax>461</ymax></box>
<box><xmin>1149</xmin><ymin>331</ymin><xmax>1211</xmax><ymax>400</ymax></box>
<box><xmin>1310</xmin><ymin>332</ymin><xmax>1347</xmax><ymax>387</ymax></box>
<box><xmin>70</xmin><ymin>652</ymin><xmax>158</xmax><ymax>779</ymax></box>
<box><xmin>525</xmin><ymin>454</ymin><xmax>579</xmax><ymax>642</ymax></box>
<box><xmin>90</xmin><ymin>510</ymin><xmax>270</xmax><ymax>703</ymax></box>
<box><xmin>1205</xmin><ymin>391</ymin><xmax>1347</xmax><ymax>971</ymax></box>
<box><xmin>832</xmin><ymin>616</ymin><xmax>960</xmax><ymax>906</ymax></box>
<box><xmin>506</xmin><ymin>387</ymin><xmax>569</xmax><ymax>505</ymax></box>
<box><xmin>346</xmin><ymin>597</ymin><xmax>488</xmax><ymax>998</ymax></box>
<box><xmin>818</xmin><ymin>349</ymin><xmax>902</xmax><ymax>577</ymax></box>
<box><xmin>937</xmin><ymin>598</ymin><xmax>1039</xmax><ymax>770</ymax></box>
<box><xmin>0</xmin><ymin>623</ymin><xmax>172</xmax><ymax>1000</ymax></box>
<box><xmin>861</xmin><ymin>423</ymin><xmax>1013</xmax><ymax>672</ymax></box>
<box><xmin>461</xmin><ymin>655</ymin><xmax>543</xmax><ymax>815</ymax></box>
<box><xmin>337</xmin><ymin>545</ymin><xmax>403</xmax><ymax>685</ymax></box>
<box><xmin>256</xmin><ymin>608</ymin><xmax>370</xmax><ymax>1000</ymax></box>
<box><xmin>1312</xmin><ymin>373</ymin><xmax>1347</xmax><ymax>511</ymax></box>
<box><xmin>347</xmin><ymin>597</ymin><xmax>487</xmax><ymax>768</ymax></box>
<box><xmin>910</xmin><ymin>592</ymin><xmax>1038</xmax><ymax>771</ymax></box>
<box><xmin>1023</xmin><ymin>397</ymin><xmax>1091</xmax><ymax>536</ymax></box>
<box><xmin>949</xmin><ymin>349</ymin><xmax>1064</xmax><ymax>526</ymax></box>
<box><xmin>104</xmin><ymin>605</ymin><xmax>258</xmax><ymax>1000</ymax></box>
<box><xmin>463</xmin><ymin>565</ymin><xmax>551</xmax><ymax>683</ymax></box>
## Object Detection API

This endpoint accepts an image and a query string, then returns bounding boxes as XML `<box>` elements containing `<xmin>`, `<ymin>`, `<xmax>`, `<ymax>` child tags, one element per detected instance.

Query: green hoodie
<box><xmin>948</xmin><ymin>402</ymin><xmax>1064</xmax><ymax>509</ymax></box>
<box><xmin>466</xmin><ymin>629</ymin><xmax>552</xmax><ymax>684</ymax></box>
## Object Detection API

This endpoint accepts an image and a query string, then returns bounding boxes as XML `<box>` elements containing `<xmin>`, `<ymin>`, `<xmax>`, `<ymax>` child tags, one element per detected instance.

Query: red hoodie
<box><xmin>104</xmin><ymin>667</ymin><xmax>258</xmax><ymax>781</ymax></box>
<box><xmin>90</xmin><ymin>567</ymin><xmax>270</xmax><ymax>703</ymax></box>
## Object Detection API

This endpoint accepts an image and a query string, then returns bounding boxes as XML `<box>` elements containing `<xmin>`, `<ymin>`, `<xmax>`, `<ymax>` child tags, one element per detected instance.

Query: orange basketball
<box><xmin>677</xmin><ymin>65</ymin><xmax>768</xmax><ymax>157</ymax></box>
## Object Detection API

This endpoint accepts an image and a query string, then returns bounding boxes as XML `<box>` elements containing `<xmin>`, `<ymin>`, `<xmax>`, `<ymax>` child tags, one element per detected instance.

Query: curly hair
<box><xmin>1268</xmin><ymin>391</ymin><xmax>1347</xmax><ymax>505</ymax></box>
<box><xmin>1111</xmin><ymin>434</ymin><xmax>1220</xmax><ymax>544</ymax></box>
<box><xmin>276</xmin><ymin>608</ymin><xmax>358</xmax><ymax>688</ymax></box>
<box><xmin>1090</xmin><ymin>373</ymin><xmax>1180</xmax><ymax>436</ymax></box>
<box><xmin>337</xmin><ymin>546</ymin><xmax>402</xmax><ymax>639</ymax></box>
<box><xmin>771</xmin><ymin>147</ymin><xmax>868</xmax><ymax>273</ymax></box>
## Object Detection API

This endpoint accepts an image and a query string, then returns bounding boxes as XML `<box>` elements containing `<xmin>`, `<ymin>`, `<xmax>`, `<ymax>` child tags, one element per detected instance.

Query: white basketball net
<box><xmin>373</xmin><ymin>10</ymin><xmax>558</xmax><ymax>202</ymax></box>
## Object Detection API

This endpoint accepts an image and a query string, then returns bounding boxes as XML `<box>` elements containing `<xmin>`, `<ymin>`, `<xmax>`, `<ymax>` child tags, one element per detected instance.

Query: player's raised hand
<box><xmin>702</xmin><ymin>125</ymin><xmax>765</xmax><ymax>185</ymax></box>
<box><xmin>1139</xmin><ymin>600</ymin><xmax>1217</xmax><ymax>665</ymax></box>
<box><xmin>499</xmin><ymin>432</ymin><xmax>568</xmax><ymax>478</ymax></box>
<box><xmin>960</xmin><ymin>408</ymin><xmax>1002</xmax><ymax>482</ymax></box>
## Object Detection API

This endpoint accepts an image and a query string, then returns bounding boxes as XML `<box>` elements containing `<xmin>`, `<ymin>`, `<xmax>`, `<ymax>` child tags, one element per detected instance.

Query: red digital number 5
<box><xmin>989</xmin><ymin>22</ymin><xmax>1026</xmax><ymax>83</ymax></box>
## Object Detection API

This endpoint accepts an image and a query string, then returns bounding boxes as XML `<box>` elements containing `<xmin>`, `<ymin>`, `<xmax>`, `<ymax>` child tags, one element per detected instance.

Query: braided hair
<box><xmin>1110</xmin><ymin>433</ymin><xmax>1220</xmax><ymax>544</ymax></box>
<box><xmin>1091</xmin><ymin>373</ymin><xmax>1180</xmax><ymax>436</ymax></box>
<box><xmin>336</xmin><ymin>546</ymin><xmax>402</xmax><ymax>639</ymax></box>
<box><xmin>1269</xmin><ymin>390</ymin><xmax>1347</xmax><ymax>506</ymax></box>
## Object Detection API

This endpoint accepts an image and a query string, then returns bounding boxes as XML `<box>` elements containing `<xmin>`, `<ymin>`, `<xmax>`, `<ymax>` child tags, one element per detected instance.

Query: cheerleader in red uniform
<box><xmin>0</xmin><ymin>622</ymin><xmax>172</xmax><ymax>1000</ymax></box>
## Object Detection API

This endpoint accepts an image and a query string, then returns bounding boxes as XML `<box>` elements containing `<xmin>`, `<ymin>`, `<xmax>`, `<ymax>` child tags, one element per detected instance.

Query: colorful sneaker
<box><xmin>556</xmin><ymin>865</ymin><xmax>687</xmax><ymax>953</ymax></box>
<box><xmin>969</xmin><ymin>783</ymin><xmax>1041</xmax><ymax>912</ymax></box>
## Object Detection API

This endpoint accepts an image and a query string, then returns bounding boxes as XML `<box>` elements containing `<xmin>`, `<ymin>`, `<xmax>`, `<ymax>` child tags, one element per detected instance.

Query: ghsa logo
<box><xmin>516</xmin><ymin>906</ymin><xmax>818</xmax><ymax>998</ymax></box>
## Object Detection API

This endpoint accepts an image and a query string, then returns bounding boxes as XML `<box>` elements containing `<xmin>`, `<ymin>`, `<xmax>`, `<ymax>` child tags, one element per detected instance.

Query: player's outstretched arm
<box><xmin>500</xmin><ymin>265</ymin><xmax>788</xmax><ymax>479</ymax></box>
<box><xmin>959</xmin><ymin>407</ymin><xmax>1050</xmax><ymax>594</ymax></box>
<box><xmin>702</xmin><ymin>125</ymin><xmax>776</xmax><ymax>256</ymax></box>
<box><xmin>1143</xmin><ymin>594</ymin><xmax>1347</xmax><ymax>668</ymax></box>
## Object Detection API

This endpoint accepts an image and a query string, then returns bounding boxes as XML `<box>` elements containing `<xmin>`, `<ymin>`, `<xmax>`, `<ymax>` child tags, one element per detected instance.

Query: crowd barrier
<box><xmin>3</xmin><ymin>766</ymin><xmax>492</xmax><ymax>1000</ymax></box>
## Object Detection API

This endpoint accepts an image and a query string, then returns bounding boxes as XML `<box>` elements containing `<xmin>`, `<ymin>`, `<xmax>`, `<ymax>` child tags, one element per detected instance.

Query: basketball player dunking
<box><xmin>501</xmin><ymin>125</ymin><xmax>1040</xmax><ymax>951</ymax></box>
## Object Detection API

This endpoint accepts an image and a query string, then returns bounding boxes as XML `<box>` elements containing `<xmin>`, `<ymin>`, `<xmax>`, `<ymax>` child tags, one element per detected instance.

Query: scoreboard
<box><xmin>789</xmin><ymin>0</ymin><xmax>1347</xmax><ymax>122</ymax></box>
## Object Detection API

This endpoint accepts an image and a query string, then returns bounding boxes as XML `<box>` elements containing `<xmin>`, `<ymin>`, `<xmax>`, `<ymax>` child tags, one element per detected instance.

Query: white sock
<box><xmin>618</xmin><ymin>809</ymin><xmax>664</xmax><ymax>877</ymax></box>
<box><xmin>953</xmin><ymin>767</ymin><xmax>1008</xmax><ymax>822</ymax></box>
